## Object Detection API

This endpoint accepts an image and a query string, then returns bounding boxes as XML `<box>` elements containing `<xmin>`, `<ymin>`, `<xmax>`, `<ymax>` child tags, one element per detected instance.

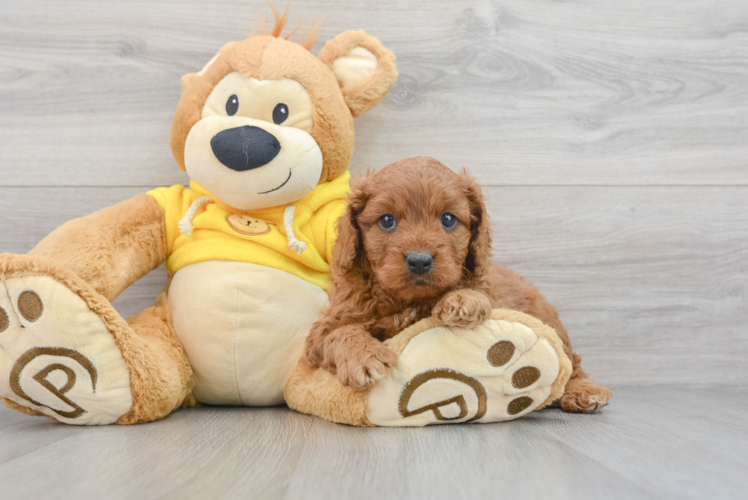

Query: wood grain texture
<box><xmin>0</xmin><ymin>0</ymin><xmax>747</xmax><ymax>186</ymax></box>
<box><xmin>0</xmin><ymin>386</ymin><xmax>745</xmax><ymax>499</ymax></box>
<box><xmin>0</xmin><ymin>1</ymin><xmax>747</xmax><ymax>496</ymax></box>
<box><xmin>1</xmin><ymin>186</ymin><xmax>745</xmax><ymax>386</ymax></box>
<box><xmin>485</xmin><ymin>185</ymin><xmax>748</xmax><ymax>387</ymax></box>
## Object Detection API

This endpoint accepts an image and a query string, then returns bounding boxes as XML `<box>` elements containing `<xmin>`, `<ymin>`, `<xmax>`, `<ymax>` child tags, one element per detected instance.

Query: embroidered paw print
<box><xmin>486</xmin><ymin>339</ymin><xmax>542</xmax><ymax>415</ymax></box>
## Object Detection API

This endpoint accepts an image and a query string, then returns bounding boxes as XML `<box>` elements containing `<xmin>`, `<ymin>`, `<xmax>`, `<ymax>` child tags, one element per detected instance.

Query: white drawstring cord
<box><xmin>284</xmin><ymin>205</ymin><xmax>306</xmax><ymax>255</ymax></box>
<box><xmin>178</xmin><ymin>196</ymin><xmax>213</xmax><ymax>236</ymax></box>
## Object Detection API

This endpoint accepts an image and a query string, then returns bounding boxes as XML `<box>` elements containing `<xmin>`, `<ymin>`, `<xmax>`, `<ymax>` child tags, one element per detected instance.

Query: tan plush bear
<box><xmin>0</xmin><ymin>14</ymin><xmax>398</xmax><ymax>425</ymax></box>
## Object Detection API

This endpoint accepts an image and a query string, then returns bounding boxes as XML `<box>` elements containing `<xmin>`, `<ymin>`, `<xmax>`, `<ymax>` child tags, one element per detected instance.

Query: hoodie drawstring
<box><xmin>284</xmin><ymin>205</ymin><xmax>307</xmax><ymax>255</ymax></box>
<box><xmin>179</xmin><ymin>196</ymin><xmax>213</xmax><ymax>236</ymax></box>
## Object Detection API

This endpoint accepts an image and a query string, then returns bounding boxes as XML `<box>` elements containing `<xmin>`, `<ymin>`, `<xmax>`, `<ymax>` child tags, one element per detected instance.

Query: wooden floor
<box><xmin>0</xmin><ymin>386</ymin><xmax>746</xmax><ymax>499</ymax></box>
<box><xmin>1</xmin><ymin>0</ymin><xmax>747</xmax><ymax>498</ymax></box>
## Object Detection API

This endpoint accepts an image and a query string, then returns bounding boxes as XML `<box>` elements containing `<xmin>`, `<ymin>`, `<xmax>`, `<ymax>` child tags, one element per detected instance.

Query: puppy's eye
<box><xmin>226</xmin><ymin>95</ymin><xmax>239</xmax><ymax>116</ymax></box>
<box><xmin>379</xmin><ymin>214</ymin><xmax>397</xmax><ymax>231</ymax></box>
<box><xmin>273</xmin><ymin>103</ymin><xmax>288</xmax><ymax>124</ymax></box>
<box><xmin>441</xmin><ymin>212</ymin><xmax>457</xmax><ymax>230</ymax></box>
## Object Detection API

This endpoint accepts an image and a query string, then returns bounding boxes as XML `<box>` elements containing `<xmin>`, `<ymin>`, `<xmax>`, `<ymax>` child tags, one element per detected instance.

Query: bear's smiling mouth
<box><xmin>257</xmin><ymin>169</ymin><xmax>292</xmax><ymax>194</ymax></box>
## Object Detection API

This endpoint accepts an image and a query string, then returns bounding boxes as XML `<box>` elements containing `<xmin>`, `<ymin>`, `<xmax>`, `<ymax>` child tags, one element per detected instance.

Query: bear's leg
<box><xmin>0</xmin><ymin>254</ymin><xmax>192</xmax><ymax>425</ymax></box>
<box><xmin>118</xmin><ymin>292</ymin><xmax>194</xmax><ymax>424</ymax></box>
<box><xmin>286</xmin><ymin>309</ymin><xmax>573</xmax><ymax>426</ymax></box>
<box><xmin>485</xmin><ymin>263</ymin><xmax>612</xmax><ymax>413</ymax></box>
<box><xmin>520</xmin><ymin>293</ymin><xmax>612</xmax><ymax>413</ymax></box>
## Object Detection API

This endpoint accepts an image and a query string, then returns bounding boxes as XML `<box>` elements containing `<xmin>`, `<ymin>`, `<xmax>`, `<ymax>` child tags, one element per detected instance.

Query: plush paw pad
<box><xmin>367</xmin><ymin>315</ymin><xmax>564</xmax><ymax>426</ymax></box>
<box><xmin>0</xmin><ymin>275</ymin><xmax>132</xmax><ymax>425</ymax></box>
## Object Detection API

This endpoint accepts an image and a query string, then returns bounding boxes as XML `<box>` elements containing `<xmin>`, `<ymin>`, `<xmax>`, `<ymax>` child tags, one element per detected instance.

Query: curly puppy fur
<box><xmin>304</xmin><ymin>156</ymin><xmax>611</xmax><ymax>412</ymax></box>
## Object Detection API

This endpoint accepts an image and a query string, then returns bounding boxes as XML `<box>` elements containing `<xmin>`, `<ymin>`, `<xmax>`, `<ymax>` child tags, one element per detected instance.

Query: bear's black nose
<box><xmin>406</xmin><ymin>252</ymin><xmax>434</xmax><ymax>276</ymax></box>
<box><xmin>210</xmin><ymin>126</ymin><xmax>281</xmax><ymax>172</ymax></box>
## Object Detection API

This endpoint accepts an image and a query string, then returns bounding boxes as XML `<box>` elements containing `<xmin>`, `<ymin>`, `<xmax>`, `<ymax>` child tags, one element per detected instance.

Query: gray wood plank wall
<box><xmin>1</xmin><ymin>0</ymin><xmax>746</xmax><ymax>389</ymax></box>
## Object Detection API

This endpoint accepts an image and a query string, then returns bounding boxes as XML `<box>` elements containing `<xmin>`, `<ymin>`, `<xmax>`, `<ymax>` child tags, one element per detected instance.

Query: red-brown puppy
<box><xmin>304</xmin><ymin>156</ymin><xmax>611</xmax><ymax>412</ymax></box>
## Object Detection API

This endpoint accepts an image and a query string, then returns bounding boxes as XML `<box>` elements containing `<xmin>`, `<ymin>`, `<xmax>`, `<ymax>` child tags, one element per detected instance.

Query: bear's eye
<box><xmin>441</xmin><ymin>212</ymin><xmax>457</xmax><ymax>230</ymax></box>
<box><xmin>273</xmin><ymin>103</ymin><xmax>288</xmax><ymax>125</ymax></box>
<box><xmin>226</xmin><ymin>95</ymin><xmax>239</xmax><ymax>116</ymax></box>
<box><xmin>379</xmin><ymin>214</ymin><xmax>397</xmax><ymax>232</ymax></box>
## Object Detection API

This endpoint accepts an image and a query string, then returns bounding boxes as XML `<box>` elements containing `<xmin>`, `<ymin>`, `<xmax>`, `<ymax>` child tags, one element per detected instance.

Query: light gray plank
<box><xmin>0</xmin><ymin>386</ymin><xmax>745</xmax><ymax>499</ymax></box>
<box><xmin>0</xmin><ymin>406</ymin><xmax>315</xmax><ymax>500</ymax></box>
<box><xmin>1</xmin><ymin>0</ymin><xmax>747</xmax><ymax>186</ymax></box>
<box><xmin>546</xmin><ymin>386</ymin><xmax>748</xmax><ymax>500</ymax></box>
<box><xmin>1</xmin><ymin>186</ymin><xmax>746</xmax><ymax>386</ymax></box>
<box><xmin>284</xmin><ymin>415</ymin><xmax>660</xmax><ymax>500</ymax></box>
<box><xmin>0</xmin><ymin>406</ymin><xmax>86</xmax><ymax>465</ymax></box>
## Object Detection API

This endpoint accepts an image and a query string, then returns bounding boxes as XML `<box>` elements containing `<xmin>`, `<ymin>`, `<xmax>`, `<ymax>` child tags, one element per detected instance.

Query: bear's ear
<box><xmin>180</xmin><ymin>42</ymin><xmax>238</xmax><ymax>93</ymax></box>
<box><xmin>318</xmin><ymin>31</ymin><xmax>398</xmax><ymax>117</ymax></box>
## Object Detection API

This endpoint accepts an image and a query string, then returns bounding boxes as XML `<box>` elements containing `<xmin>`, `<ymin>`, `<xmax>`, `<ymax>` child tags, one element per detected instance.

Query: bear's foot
<box><xmin>368</xmin><ymin>309</ymin><xmax>572</xmax><ymax>425</ymax></box>
<box><xmin>285</xmin><ymin>309</ymin><xmax>573</xmax><ymax>427</ymax></box>
<box><xmin>0</xmin><ymin>255</ymin><xmax>132</xmax><ymax>425</ymax></box>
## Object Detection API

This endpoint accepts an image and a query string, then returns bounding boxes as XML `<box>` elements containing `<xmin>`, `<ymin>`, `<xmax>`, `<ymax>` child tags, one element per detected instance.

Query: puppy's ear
<box><xmin>332</xmin><ymin>173</ymin><xmax>373</xmax><ymax>279</ymax></box>
<box><xmin>319</xmin><ymin>31</ymin><xmax>398</xmax><ymax>117</ymax></box>
<box><xmin>461</xmin><ymin>169</ymin><xmax>493</xmax><ymax>283</ymax></box>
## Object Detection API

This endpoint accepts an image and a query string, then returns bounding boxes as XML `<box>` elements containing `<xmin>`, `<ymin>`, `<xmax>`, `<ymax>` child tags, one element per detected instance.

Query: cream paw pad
<box><xmin>0</xmin><ymin>257</ymin><xmax>132</xmax><ymax>425</ymax></box>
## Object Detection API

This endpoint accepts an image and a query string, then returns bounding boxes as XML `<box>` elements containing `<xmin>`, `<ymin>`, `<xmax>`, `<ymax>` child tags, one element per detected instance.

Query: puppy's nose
<box><xmin>210</xmin><ymin>125</ymin><xmax>281</xmax><ymax>172</ymax></box>
<box><xmin>406</xmin><ymin>252</ymin><xmax>434</xmax><ymax>275</ymax></box>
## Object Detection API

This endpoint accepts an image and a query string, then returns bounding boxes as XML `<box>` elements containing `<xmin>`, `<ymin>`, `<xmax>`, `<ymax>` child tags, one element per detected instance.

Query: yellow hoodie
<box><xmin>148</xmin><ymin>172</ymin><xmax>349</xmax><ymax>290</ymax></box>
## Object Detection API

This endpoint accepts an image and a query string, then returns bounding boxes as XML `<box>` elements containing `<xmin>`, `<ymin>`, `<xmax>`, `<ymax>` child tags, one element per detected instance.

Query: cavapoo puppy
<box><xmin>304</xmin><ymin>156</ymin><xmax>611</xmax><ymax>412</ymax></box>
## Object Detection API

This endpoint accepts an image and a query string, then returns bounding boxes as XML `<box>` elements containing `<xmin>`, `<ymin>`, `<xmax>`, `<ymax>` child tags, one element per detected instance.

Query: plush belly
<box><xmin>168</xmin><ymin>261</ymin><xmax>329</xmax><ymax>406</ymax></box>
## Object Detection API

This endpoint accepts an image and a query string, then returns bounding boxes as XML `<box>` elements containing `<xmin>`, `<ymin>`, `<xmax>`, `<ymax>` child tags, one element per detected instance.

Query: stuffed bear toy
<box><xmin>0</xmin><ymin>11</ymin><xmax>572</xmax><ymax>426</ymax></box>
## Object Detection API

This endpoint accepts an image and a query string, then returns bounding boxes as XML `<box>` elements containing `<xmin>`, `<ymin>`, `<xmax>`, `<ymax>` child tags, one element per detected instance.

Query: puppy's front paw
<box><xmin>337</xmin><ymin>341</ymin><xmax>397</xmax><ymax>391</ymax></box>
<box><xmin>433</xmin><ymin>290</ymin><xmax>491</xmax><ymax>329</ymax></box>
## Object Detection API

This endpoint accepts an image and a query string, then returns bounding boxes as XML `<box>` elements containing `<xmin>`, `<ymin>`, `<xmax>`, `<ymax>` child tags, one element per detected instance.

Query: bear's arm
<box><xmin>28</xmin><ymin>193</ymin><xmax>167</xmax><ymax>302</ymax></box>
